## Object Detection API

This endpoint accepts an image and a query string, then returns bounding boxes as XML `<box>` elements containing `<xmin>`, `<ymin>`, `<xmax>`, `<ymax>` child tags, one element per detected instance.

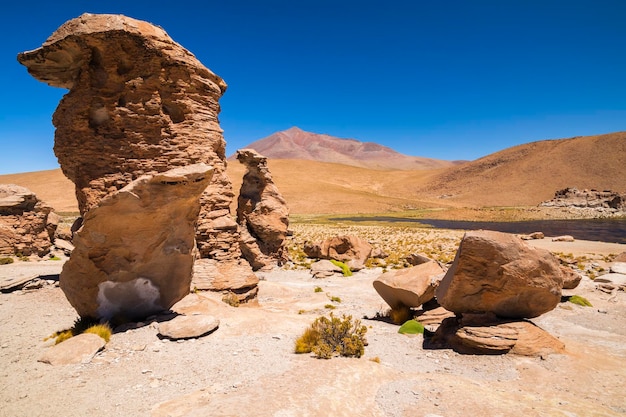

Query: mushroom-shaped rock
<box><xmin>435</xmin><ymin>230</ymin><xmax>563</xmax><ymax>319</ymax></box>
<box><xmin>373</xmin><ymin>261</ymin><xmax>446</xmax><ymax>309</ymax></box>
<box><xmin>17</xmin><ymin>13</ymin><xmax>241</xmax><ymax>264</ymax></box>
<box><xmin>60</xmin><ymin>164</ymin><xmax>213</xmax><ymax>321</ymax></box>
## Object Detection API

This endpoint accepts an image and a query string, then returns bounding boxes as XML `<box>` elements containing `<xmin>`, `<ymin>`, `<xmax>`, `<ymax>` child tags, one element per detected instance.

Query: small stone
<box><xmin>158</xmin><ymin>314</ymin><xmax>219</xmax><ymax>340</ymax></box>
<box><xmin>38</xmin><ymin>334</ymin><xmax>105</xmax><ymax>365</ymax></box>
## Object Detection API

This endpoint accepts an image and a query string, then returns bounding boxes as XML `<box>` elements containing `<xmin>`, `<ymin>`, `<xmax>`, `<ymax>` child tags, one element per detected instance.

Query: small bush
<box><xmin>294</xmin><ymin>313</ymin><xmax>367</xmax><ymax>359</ymax></box>
<box><xmin>222</xmin><ymin>291</ymin><xmax>240</xmax><ymax>307</ymax></box>
<box><xmin>389</xmin><ymin>304</ymin><xmax>413</xmax><ymax>325</ymax></box>
<box><xmin>314</xmin><ymin>286</ymin><xmax>323</xmax><ymax>293</ymax></box>
<box><xmin>369</xmin><ymin>356</ymin><xmax>381</xmax><ymax>363</ymax></box>
<box><xmin>568</xmin><ymin>295</ymin><xmax>593</xmax><ymax>307</ymax></box>
<box><xmin>84</xmin><ymin>323</ymin><xmax>112</xmax><ymax>343</ymax></box>
<box><xmin>324</xmin><ymin>304</ymin><xmax>336</xmax><ymax>310</ymax></box>
<box><xmin>46</xmin><ymin>317</ymin><xmax>112</xmax><ymax>344</ymax></box>
<box><xmin>329</xmin><ymin>296</ymin><xmax>342</xmax><ymax>303</ymax></box>
<box><xmin>329</xmin><ymin>259</ymin><xmax>352</xmax><ymax>277</ymax></box>
<box><xmin>398</xmin><ymin>319</ymin><xmax>425</xmax><ymax>334</ymax></box>
<box><xmin>0</xmin><ymin>257</ymin><xmax>14</xmax><ymax>265</ymax></box>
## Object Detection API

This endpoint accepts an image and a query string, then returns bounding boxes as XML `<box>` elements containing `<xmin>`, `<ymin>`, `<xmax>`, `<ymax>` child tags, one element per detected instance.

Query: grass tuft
<box><xmin>329</xmin><ymin>259</ymin><xmax>353</xmax><ymax>276</ymax></box>
<box><xmin>294</xmin><ymin>313</ymin><xmax>367</xmax><ymax>359</ymax></box>
<box><xmin>568</xmin><ymin>295</ymin><xmax>593</xmax><ymax>307</ymax></box>
<box><xmin>398</xmin><ymin>319</ymin><xmax>425</xmax><ymax>334</ymax></box>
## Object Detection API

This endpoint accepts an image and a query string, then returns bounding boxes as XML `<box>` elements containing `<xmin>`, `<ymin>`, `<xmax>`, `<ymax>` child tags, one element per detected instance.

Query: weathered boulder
<box><xmin>236</xmin><ymin>149</ymin><xmax>289</xmax><ymax>270</ymax></box>
<box><xmin>519</xmin><ymin>232</ymin><xmax>544</xmax><ymax>240</ymax></box>
<box><xmin>560</xmin><ymin>265</ymin><xmax>582</xmax><ymax>289</ymax></box>
<box><xmin>60</xmin><ymin>164</ymin><xmax>213</xmax><ymax>321</ymax></box>
<box><xmin>430</xmin><ymin>314</ymin><xmax>565</xmax><ymax>356</ymax></box>
<box><xmin>310</xmin><ymin>260</ymin><xmax>342</xmax><ymax>279</ymax></box>
<box><xmin>614</xmin><ymin>252</ymin><xmax>626</xmax><ymax>262</ymax></box>
<box><xmin>17</xmin><ymin>13</ymin><xmax>241</xmax><ymax>264</ymax></box>
<box><xmin>436</xmin><ymin>230</ymin><xmax>563</xmax><ymax>319</ymax></box>
<box><xmin>192</xmin><ymin>258</ymin><xmax>259</xmax><ymax>302</ymax></box>
<box><xmin>304</xmin><ymin>235</ymin><xmax>372</xmax><ymax>267</ymax></box>
<box><xmin>373</xmin><ymin>261</ymin><xmax>446</xmax><ymax>309</ymax></box>
<box><xmin>0</xmin><ymin>184</ymin><xmax>57</xmax><ymax>256</ymax></box>
<box><xmin>404</xmin><ymin>253</ymin><xmax>433</xmax><ymax>266</ymax></box>
<box><xmin>552</xmin><ymin>235</ymin><xmax>575</xmax><ymax>242</ymax></box>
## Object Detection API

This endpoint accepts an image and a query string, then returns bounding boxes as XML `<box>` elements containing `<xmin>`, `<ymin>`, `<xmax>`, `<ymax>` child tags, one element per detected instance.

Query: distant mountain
<box><xmin>231</xmin><ymin>127</ymin><xmax>458</xmax><ymax>170</ymax></box>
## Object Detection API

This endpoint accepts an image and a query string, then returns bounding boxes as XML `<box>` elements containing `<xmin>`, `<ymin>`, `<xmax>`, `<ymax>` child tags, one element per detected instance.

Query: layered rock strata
<box><xmin>0</xmin><ymin>184</ymin><xmax>57</xmax><ymax>257</ymax></box>
<box><xmin>60</xmin><ymin>164</ymin><xmax>213</xmax><ymax>321</ymax></box>
<box><xmin>236</xmin><ymin>149</ymin><xmax>290</xmax><ymax>270</ymax></box>
<box><xmin>17</xmin><ymin>13</ymin><xmax>240</xmax><ymax>262</ymax></box>
<box><xmin>540</xmin><ymin>187</ymin><xmax>626</xmax><ymax>217</ymax></box>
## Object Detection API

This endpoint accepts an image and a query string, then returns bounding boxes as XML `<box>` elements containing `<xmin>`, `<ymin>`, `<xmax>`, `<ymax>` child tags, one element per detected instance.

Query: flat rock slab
<box><xmin>158</xmin><ymin>314</ymin><xmax>219</xmax><ymax>340</ymax></box>
<box><xmin>0</xmin><ymin>262</ymin><xmax>63</xmax><ymax>291</ymax></box>
<box><xmin>39</xmin><ymin>333</ymin><xmax>105</xmax><ymax>365</ymax></box>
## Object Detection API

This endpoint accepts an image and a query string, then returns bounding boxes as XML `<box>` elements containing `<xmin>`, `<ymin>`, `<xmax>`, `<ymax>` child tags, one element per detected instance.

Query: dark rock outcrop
<box><xmin>0</xmin><ymin>184</ymin><xmax>57</xmax><ymax>256</ymax></box>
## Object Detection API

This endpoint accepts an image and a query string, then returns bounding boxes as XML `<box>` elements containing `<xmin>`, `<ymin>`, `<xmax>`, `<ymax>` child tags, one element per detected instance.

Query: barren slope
<box><xmin>2</xmin><ymin>131</ymin><xmax>624</xmax><ymax>215</ymax></box>
<box><xmin>418</xmin><ymin>131</ymin><xmax>626</xmax><ymax>207</ymax></box>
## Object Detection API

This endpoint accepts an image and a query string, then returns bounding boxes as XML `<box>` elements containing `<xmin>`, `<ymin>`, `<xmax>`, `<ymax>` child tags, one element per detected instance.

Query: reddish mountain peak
<box><xmin>231</xmin><ymin>128</ymin><xmax>455</xmax><ymax>170</ymax></box>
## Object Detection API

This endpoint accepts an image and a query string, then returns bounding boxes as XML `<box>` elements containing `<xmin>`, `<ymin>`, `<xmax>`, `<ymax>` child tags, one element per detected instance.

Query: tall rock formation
<box><xmin>60</xmin><ymin>164</ymin><xmax>213</xmax><ymax>321</ymax></box>
<box><xmin>236</xmin><ymin>149</ymin><xmax>289</xmax><ymax>270</ymax></box>
<box><xmin>17</xmin><ymin>13</ymin><xmax>241</xmax><ymax>262</ymax></box>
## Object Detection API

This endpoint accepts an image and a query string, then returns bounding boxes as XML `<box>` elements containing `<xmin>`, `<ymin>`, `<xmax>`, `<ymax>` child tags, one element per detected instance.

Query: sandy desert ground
<box><xmin>1</xmin><ymin>226</ymin><xmax>626</xmax><ymax>417</ymax></box>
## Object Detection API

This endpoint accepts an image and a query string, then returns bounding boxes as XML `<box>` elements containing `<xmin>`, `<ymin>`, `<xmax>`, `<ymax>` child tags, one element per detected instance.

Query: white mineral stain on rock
<box><xmin>97</xmin><ymin>277</ymin><xmax>161</xmax><ymax>320</ymax></box>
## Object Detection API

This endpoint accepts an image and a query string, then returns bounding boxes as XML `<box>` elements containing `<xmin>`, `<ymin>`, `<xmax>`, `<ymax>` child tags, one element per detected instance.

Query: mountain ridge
<box><xmin>229</xmin><ymin>126</ymin><xmax>459</xmax><ymax>170</ymax></box>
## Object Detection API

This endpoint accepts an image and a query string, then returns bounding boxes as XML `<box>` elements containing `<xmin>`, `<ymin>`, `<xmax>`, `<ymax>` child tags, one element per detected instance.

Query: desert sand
<box><xmin>1</xmin><ymin>230</ymin><xmax>625</xmax><ymax>417</ymax></box>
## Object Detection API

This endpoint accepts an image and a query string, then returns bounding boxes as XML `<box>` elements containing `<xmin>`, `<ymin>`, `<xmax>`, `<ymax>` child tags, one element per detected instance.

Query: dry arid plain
<box><xmin>2</xmin><ymin>162</ymin><xmax>626</xmax><ymax>416</ymax></box>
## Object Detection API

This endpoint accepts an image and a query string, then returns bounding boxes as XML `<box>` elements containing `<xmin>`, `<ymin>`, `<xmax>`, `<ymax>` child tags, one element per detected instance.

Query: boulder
<box><xmin>60</xmin><ymin>164</ymin><xmax>213</xmax><ymax>321</ymax></box>
<box><xmin>430</xmin><ymin>314</ymin><xmax>565</xmax><ymax>356</ymax></box>
<box><xmin>236</xmin><ymin>149</ymin><xmax>289</xmax><ymax>270</ymax></box>
<box><xmin>614</xmin><ymin>252</ymin><xmax>626</xmax><ymax>262</ymax></box>
<box><xmin>552</xmin><ymin>235</ymin><xmax>575</xmax><ymax>242</ymax></box>
<box><xmin>310</xmin><ymin>260</ymin><xmax>342</xmax><ymax>279</ymax></box>
<box><xmin>610</xmin><ymin>262</ymin><xmax>626</xmax><ymax>275</ymax></box>
<box><xmin>560</xmin><ymin>265</ymin><xmax>582</xmax><ymax>289</ymax></box>
<box><xmin>519</xmin><ymin>232</ymin><xmax>544</xmax><ymax>240</ymax></box>
<box><xmin>39</xmin><ymin>333</ymin><xmax>106</xmax><ymax>365</ymax></box>
<box><xmin>304</xmin><ymin>235</ymin><xmax>372</xmax><ymax>267</ymax></box>
<box><xmin>594</xmin><ymin>273</ymin><xmax>626</xmax><ymax>290</ymax></box>
<box><xmin>158</xmin><ymin>314</ymin><xmax>219</xmax><ymax>340</ymax></box>
<box><xmin>435</xmin><ymin>230</ymin><xmax>563</xmax><ymax>319</ymax></box>
<box><xmin>17</xmin><ymin>13</ymin><xmax>243</xmax><ymax>264</ymax></box>
<box><xmin>404</xmin><ymin>253</ymin><xmax>433</xmax><ymax>266</ymax></box>
<box><xmin>373</xmin><ymin>261</ymin><xmax>446</xmax><ymax>309</ymax></box>
<box><xmin>0</xmin><ymin>184</ymin><xmax>57</xmax><ymax>257</ymax></box>
<box><xmin>192</xmin><ymin>258</ymin><xmax>259</xmax><ymax>303</ymax></box>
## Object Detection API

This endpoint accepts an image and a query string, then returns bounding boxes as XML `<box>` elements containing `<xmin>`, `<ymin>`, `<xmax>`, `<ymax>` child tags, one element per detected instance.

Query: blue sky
<box><xmin>2</xmin><ymin>0</ymin><xmax>625</xmax><ymax>174</ymax></box>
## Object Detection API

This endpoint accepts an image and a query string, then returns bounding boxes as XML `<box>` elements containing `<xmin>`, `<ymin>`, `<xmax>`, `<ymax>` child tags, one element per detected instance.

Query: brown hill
<box><xmin>1</xmin><ymin>131</ymin><xmax>624</xmax><ymax>216</ymax></box>
<box><xmin>418</xmin><ymin>131</ymin><xmax>626</xmax><ymax>207</ymax></box>
<box><xmin>231</xmin><ymin>126</ymin><xmax>456</xmax><ymax>170</ymax></box>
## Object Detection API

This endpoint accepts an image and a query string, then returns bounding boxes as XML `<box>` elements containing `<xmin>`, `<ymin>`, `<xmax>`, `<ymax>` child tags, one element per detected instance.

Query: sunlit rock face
<box><xmin>60</xmin><ymin>164</ymin><xmax>213</xmax><ymax>321</ymax></box>
<box><xmin>17</xmin><ymin>13</ymin><xmax>242</xmax><ymax>262</ymax></box>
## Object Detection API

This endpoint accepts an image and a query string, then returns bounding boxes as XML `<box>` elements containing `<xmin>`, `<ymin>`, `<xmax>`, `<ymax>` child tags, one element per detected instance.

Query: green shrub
<box><xmin>568</xmin><ymin>295</ymin><xmax>593</xmax><ymax>307</ymax></box>
<box><xmin>0</xmin><ymin>257</ymin><xmax>14</xmax><ymax>265</ymax></box>
<box><xmin>329</xmin><ymin>259</ymin><xmax>352</xmax><ymax>277</ymax></box>
<box><xmin>324</xmin><ymin>304</ymin><xmax>336</xmax><ymax>310</ymax></box>
<box><xmin>329</xmin><ymin>295</ymin><xmax>341</xmax><ymax>303</ymax></box>
<box><xmin>314</xmin><ymin>286</ymin><xmax>323</xmax><ymax>293</ymax></box>
<box><xmin>398</xmin><ymin>319</ymin><xmax>425</xmax><ymax>334</ymax></box>
<box><xmin>294</xmin><ymin>313</ymin><xmax>367</xmax><ymax>359</ymax></box>
<box><xmin>84</xmin><ymin>323</ymin><xmax>112</xmax><ymax>342</ymax></box>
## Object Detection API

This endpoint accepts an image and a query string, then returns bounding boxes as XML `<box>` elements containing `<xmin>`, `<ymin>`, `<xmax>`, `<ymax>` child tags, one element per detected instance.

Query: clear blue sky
<box><xmin>2</xmin><ymin>0</ymin><xmax>625</xmax><ymax>174</ymax></box>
